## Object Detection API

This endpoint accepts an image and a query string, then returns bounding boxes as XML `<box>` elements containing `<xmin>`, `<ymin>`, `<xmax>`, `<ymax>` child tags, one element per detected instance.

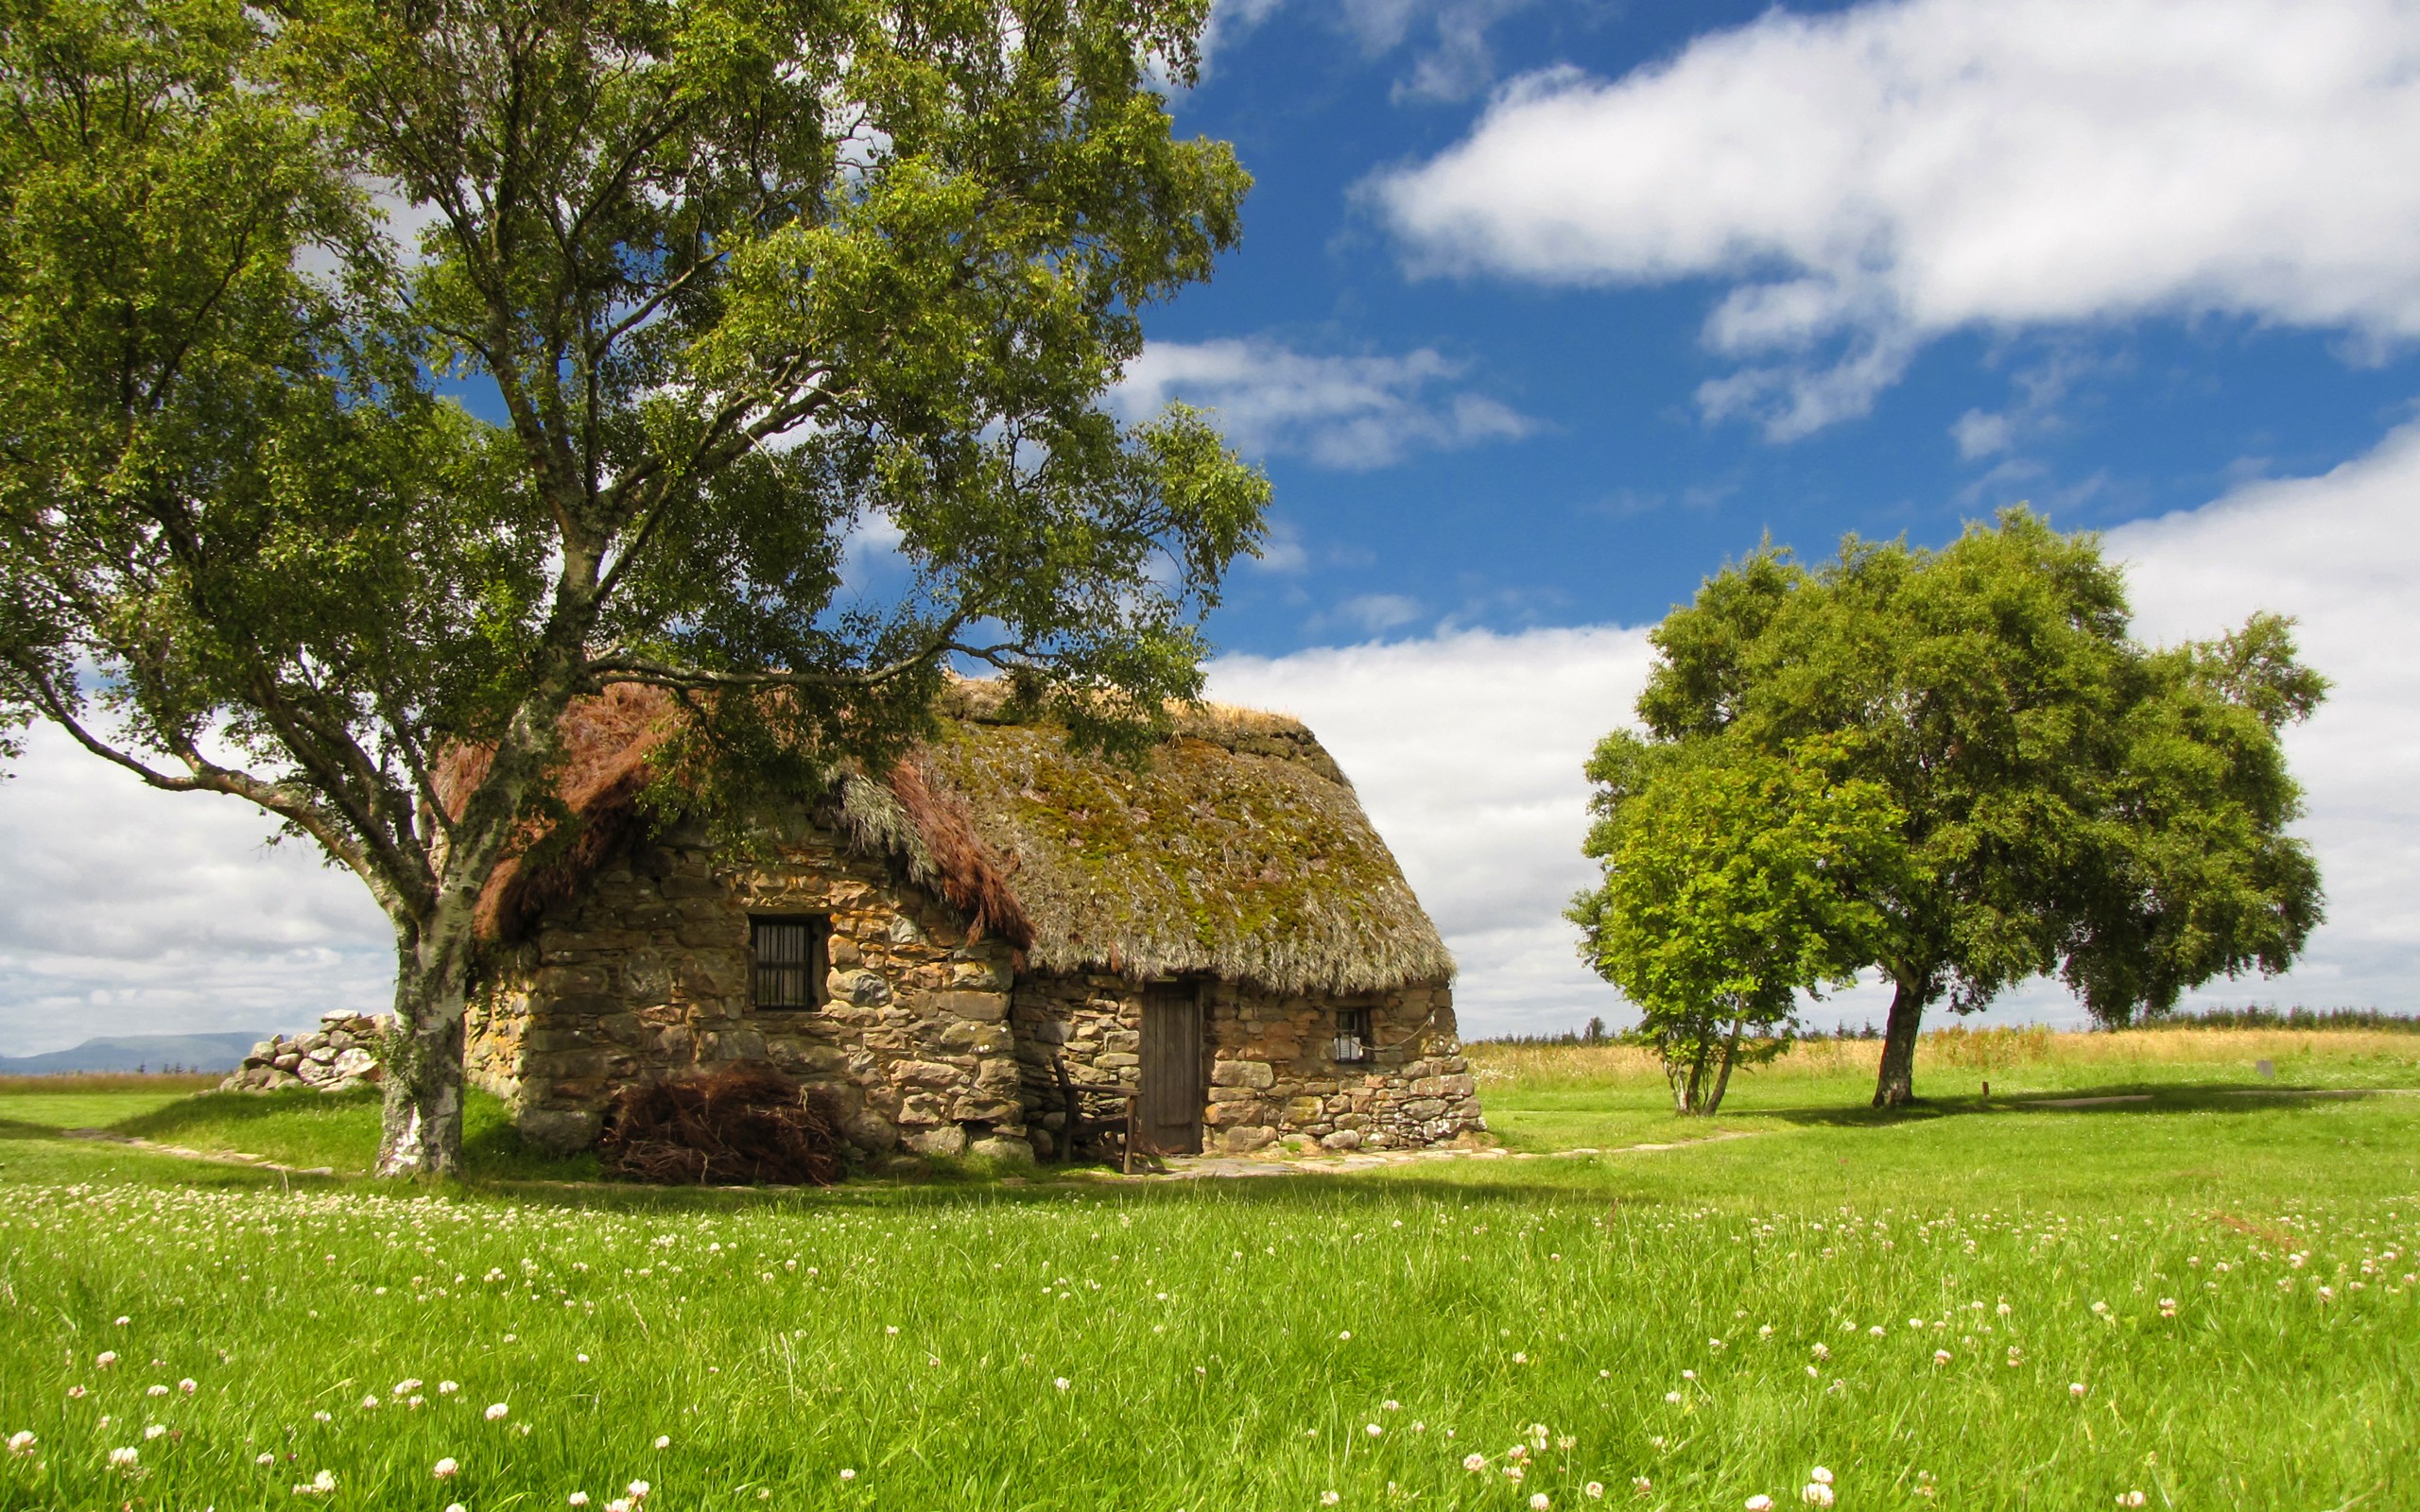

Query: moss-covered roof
<box><xmin>908</xmin><ymin>690</ymin><xmax>1453</xmax><ymax>992</ymax></box>
<box><xmin>459</xmin><ymin>680</ymin><xmax>1453</xmax><ymax>993</ymax></box>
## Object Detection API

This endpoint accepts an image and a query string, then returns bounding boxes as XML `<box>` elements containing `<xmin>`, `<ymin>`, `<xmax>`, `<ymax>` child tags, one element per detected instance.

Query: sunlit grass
<box><xmin>0</xmin><ymin>1029</ymin><xmax>2412</xmax><ymax>1509</ymax></box>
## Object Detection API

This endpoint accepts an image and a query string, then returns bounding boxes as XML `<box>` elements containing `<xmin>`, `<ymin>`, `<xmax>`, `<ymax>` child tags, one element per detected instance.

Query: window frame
<box><xmin>1332</xmin><ymin>1005</ymin><xmax>1374</xmax><ymax>1065</ymax></box>
<box><xmin>749</xmin><ymin>914</ymin><xmax>830</xmax><ymax>1011</ymax></box>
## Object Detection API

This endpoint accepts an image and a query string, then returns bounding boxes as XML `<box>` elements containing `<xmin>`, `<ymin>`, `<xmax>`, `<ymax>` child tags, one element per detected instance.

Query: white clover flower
<box><xmin>395</xmin><ymin>1379</ymin><xmax>423</xmax><ymax>1396</ymax></box>
<box><xmin>448</xmin><ymin>1503</ymin><xmax>469</xmax><ymax>1512</ymax></box>
<box><xmin>1365</xmin><ymin>1423</ymin><xmax>1382</xmax><ymax>1437</ymax></box>
<box><xmin>439</xmin><ymin>1381</ymin><xmax>459</xmax><ymax>1395</ymax></box>
<box><xmin>1054</xmin><ymin>1378</ymin><xmax>1070</xmax><ymax>1391</ymax></box>
<box><xmin>570</xmin><ymin>1494</ymin><xmax>591</xmax><ymax>1507</ymax></box>
<box><xmin>312</xmin><ymin>1411</ymin><xmax>332</xmax><ymax>1423</ymax></box>
<box><xmin>1530</xmin><ymin>1495</ymin><xmax>1551</xmax><ymax>1511</ymax></box>
<box><xmin>7</xmin><ymin>1432</ymin><xmax>35</xmax><ymax>1456</ymax></box>
<box><xmin>294</xmin><ymin>1469</ymin><xmax>337</xmax><ymax>1496</ymax></box>
<box><xmin>655</xmin><ymin>1435</ymin><xmax>671</xmax><ymax>1449</ymax></box>
<box><xmin>1585</xmin><ymin>1483</ymin><xmax>1605</xmax><ymax>1500</ymax></box>
<box><xmin>361</xmin><ymin>1395</ymin><xmax>381</xmax><ymax>1410</ymax></box>
<box><xmin>1801</xmin><ymin>1486</ymin><xmax>1834</xmax><ymax>1508</ymax></box>
<box><xmin>179</xmin><ymin>1379</ymin><xmax>197</xmax><ymax>1395</ymax></box>
<box><xmin>434</xmin><ymin>1457</ymin><xmax>459</xmax><ymax>1479</ymax></box>
<box><xmin>1664</xmin><ymin>1392</ymin><xmax>1682</xmax><ymax>1404</ymax></box>
<box><xmin>109</xmin><ymin>1446</ymin><xmax>139</xmax><ymax>1469</ymax></box>
<box><xmin>628</xmin><ymin>1480</ymin><xmax>650</xmax><ymax>1499</ymax></box>
<box><xmin>486</xmin><ymin>1402</ymin><xmax>510</xmax><ymax>1421</ymax></box>
<box><xmin>95</xmin><ymin>1351</ymin><xmax>118</xmax><ymax>1369</ymax></box>
<box><xmin>1810</xmin><ymin>1468</ymin><xmax>1832</xmax><ymax>1486</ymax></box>
<box><xmin>1811</xmin><ymin>1343</ymin><xmax>1829</xmax><ymax>1361</ymax></box>
<box><xmin>839</xmin><ymin>1469</ymin><xmax>856</xmax><ymax>1482</ymax></box>
<box><xmin>114</xmin><ymin>1316</ymin><xmax>130</xmax><ymax>1327</ymax></box>
<box><xmin>1746</xmin><ymin>1497</ymin><xmax>1775</xmax><ymax>1511</ymax></box>
<box><xmin>147</xmin><ymin>1384</ymin><xmax>169</xmax><ymax>1398</ymax></box>
<box><xmin>1339</xmin><ymin>1331</ymin><xmax>1352</xmax><ymax>1341</ymax></box>
<box><xmin>1933</xmin><ymin>1349</ymin><xmax>1953</xmax><ymax>1365</ymax></box>
<box><xmin>2118</xmin><ymin>1494</ymin><xmax>2146</xmax><ymax>1508</ymax></box>
<box><xmin>2070</xmin><ymin>1383</ymin><xmax>2088</xmax><ymax>1399</ymax></box>
<box><xmin>1322</xmin><ymin>1494</ymin><xmax>1340</xmax><ymax>1507</ymax></box>
<box><xmin>144</xmin><ymin>1425</ymin><xmax>166</xmax><ymax>1441</ymax></box>
<box><xmin>1463</xmin><ymin>1453</ymin><xmax>1488</xmax><ymax>1472</ymax></box>
<box><xmin>258</xmin><ymin>1452</ymin><xmax>276</xmax><ymax>1466</ymax></box>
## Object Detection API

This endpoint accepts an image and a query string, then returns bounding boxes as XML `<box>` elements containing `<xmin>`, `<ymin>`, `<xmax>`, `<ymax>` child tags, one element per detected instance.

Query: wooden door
<box><xmin>1139</xmin><ymin>982</ymin><xmax>1204</xmax><ymax>1155</ymax></box>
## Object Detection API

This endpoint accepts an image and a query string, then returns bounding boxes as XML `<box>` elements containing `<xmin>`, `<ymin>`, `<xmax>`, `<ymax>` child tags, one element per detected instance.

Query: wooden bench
<box><xmin>1052</xmin><ymin>1057</ymin><xmax>1162</xmax><ymax>1175</ymax></box>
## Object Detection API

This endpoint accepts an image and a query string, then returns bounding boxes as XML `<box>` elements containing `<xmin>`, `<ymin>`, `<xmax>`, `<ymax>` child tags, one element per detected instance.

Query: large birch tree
<box><xmin>0</xmin><ymin>0</ymin><xmax>1268</xmax><ymax>1174</ymax></box>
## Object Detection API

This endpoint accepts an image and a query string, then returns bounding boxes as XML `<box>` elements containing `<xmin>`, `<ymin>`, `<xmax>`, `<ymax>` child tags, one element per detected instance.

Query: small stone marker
<box><xmin>2256</xmin><ymin>1058</ymin><xmax>2275</xmax><ymax>1079</ymax></box>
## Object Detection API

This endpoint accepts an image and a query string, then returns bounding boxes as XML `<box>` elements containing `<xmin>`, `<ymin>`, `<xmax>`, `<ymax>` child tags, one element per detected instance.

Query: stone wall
<box><xmin>219</xmin><ymin>1012</ymin><xmax>390</xmax><ymax>1093</ymax></box>
<box><xmin>1017</xmin><ymin>974</ymin><xmax>1481</xmax><ymax>1156</ymax></box>
<box><xmin>472</xmin><ymin>815</ymin><xmax>1484</xmax><ymax>1162</ymax></box>
<box><xmin>468</xmin><ymin>816</ymin><xmax>1028</xmax><ymax>1160</ymax></box>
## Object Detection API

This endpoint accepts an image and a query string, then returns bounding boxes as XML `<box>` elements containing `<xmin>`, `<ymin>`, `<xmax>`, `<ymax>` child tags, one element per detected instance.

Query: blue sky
<box><xmin>1143</xmin><ymin>0</ymin><xmax>2420</xmax><ymax>653</ymax></box>
<box><xmin>7</xmin><ymin>0</ymin><xmax>2420</xmax><ymax>1050</ymax></box>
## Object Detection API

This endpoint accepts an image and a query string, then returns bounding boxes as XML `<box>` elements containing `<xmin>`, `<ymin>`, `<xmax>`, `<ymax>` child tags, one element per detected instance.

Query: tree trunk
<box><xmin>1703</xmin><ymin>1017</ymin><xmax>1745</xmax><ymax>1116</ymax></box>
<box><xmin>1873</xmin><ymin>974</ymin><xmax>1929</xmax><ymax>1108</ymax></box>
<box><xmin>375</xmin><ymin>932</ymin><xmax>471</xmax><ymax>1177</ymax></box>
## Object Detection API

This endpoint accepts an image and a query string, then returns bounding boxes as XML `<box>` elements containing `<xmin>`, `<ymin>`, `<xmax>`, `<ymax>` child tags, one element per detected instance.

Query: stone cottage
<box><xmin>454</xmin><ymin>680</ymin><xmax>1481</xmax><ymax>1161</ymax></box>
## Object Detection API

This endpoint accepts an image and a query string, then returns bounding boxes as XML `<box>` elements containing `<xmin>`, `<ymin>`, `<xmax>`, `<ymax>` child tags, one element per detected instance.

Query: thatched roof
<box><xmin>450</xmin><ymin>680</ymin><xmax>1454</xmax><ymax>994</ymax></box>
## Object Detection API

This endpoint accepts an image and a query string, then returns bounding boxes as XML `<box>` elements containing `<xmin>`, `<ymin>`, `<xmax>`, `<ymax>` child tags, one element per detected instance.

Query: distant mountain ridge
<box><xmin>0</xmin><ymin>1033</ymin><xmax>268</xmax><ymax>1075</ymax></box>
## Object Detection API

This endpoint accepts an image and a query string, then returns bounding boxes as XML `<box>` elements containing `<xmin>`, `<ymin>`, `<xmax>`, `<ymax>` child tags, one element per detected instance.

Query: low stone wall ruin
<box><xmin>219</xmin><ymin>1012</ymin><xmax>390</xmax><ymax>1093</ymax></box>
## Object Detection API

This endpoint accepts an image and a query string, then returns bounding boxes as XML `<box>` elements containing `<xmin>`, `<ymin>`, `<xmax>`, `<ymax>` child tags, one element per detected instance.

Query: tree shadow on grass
<box><xmin>1743</xmin><ymin>1081</ymin><xmax>2406</xmax><ymax>1127</ymax></box>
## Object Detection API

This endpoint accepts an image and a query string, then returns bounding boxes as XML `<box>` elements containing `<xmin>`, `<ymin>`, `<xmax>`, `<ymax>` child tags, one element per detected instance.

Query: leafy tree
<box><xmin>1569</xmin><ymin>734</ymin><xmax>1907</xmax><ymax>1115</ymax></box>
<box><xmin>1623</xmin><ymin>509</ymin><xmax>2324</xmax><ymax>1108</ymax></box>
<box><xmin>0</xmin><ymin>0</ymin><xmax>1268</xmax><ymax>1175</ymax></box>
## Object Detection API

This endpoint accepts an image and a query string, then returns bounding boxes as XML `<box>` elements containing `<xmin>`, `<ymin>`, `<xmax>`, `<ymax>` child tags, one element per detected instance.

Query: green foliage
<box><xmin>0</xmin><ymin>0</ymin><xmax>1267</xmax><ymax>1166</ymax></box>
<box><xmin>1610</xmin><ymin>510</ymin><xmax>2325</xmax><ymax>1106</ymax></box>
<box><xmin>1569</xmin><ymin>734</ymin><xmax>1909</xmax><ymax>1113</ymax></box>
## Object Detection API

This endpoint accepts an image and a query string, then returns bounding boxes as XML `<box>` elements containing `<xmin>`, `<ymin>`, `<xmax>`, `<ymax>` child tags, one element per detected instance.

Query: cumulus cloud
<box><xmin>1210</xmin><ymin>627</ymin><xmax>1657</xmax><ymax>1035</ymax></box>
<box><xmin>1372</xmin><ymin>0</ymin><xmax>2420</xmax><ymax>435</ymax></box>
<box><xmin>1116</xmin><ymin>338</ymin><xmax>1534</xmax><ymax>469</ymax></box>
<box><xmin>1203</xmin><ymin>0</ymin><xmax>1540</xmax><ymax>102</ymax></box>
<box><xmin>0</xmin><ymin>729</ymin><xmax>392</xmax><ymax>1056</ymax></box>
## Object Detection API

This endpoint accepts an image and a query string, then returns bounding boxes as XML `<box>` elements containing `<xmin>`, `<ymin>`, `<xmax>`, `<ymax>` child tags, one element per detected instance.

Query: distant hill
<box><xmin>0</xmin><ymin>1033</ymin><xmax>268</xmax><ymax>1075</ymax></box>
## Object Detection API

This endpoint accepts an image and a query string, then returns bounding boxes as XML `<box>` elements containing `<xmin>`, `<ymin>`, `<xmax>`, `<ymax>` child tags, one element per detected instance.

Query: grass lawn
<box><xmin>0</xmin><ymin>1027</ymin><xmax>2412</xmax><ymax>1511</ymax></box>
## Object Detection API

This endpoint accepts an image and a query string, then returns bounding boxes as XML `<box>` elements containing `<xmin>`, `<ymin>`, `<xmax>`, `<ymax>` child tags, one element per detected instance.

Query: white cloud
<box><xmin>1116</xmin><ymin>338</ymin><xmax>1534</xmax><ymax>470</ymax></box>
<box><xmin>1373</xmin><ymin>0</ymin><xmax>2420</xmax><ymax>435</ymax></box>
<box><xmin>1335</xmin><ymin>593</ymin><xmax>1425</xmax><ymax>635</ymax></box>
<box><xmin>1210</xmin><ymin>626</ymin><xmax>1658</xmax><ymax>1036</ymax></box>
<box><xmin>1203</xmin><ymin>0</ymin><xmax>1538</xmax><ymax>101</ymax></box>
<box><xmin>0</xmin><ymin>728</ymin><xmax>392</xmax><ymax>1056</ymax></box>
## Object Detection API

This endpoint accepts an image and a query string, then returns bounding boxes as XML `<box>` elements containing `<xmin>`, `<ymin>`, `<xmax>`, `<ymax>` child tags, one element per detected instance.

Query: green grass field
<box><xmin>0</xmin><ymin>1027</ymin><xmax>2413</xmax><ymax>1511</ymax></box>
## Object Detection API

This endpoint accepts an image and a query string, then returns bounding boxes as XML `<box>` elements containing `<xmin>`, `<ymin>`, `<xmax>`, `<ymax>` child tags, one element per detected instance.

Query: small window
<box><xmin>751</xmin><ymin>916</ymin><xmax>829</xmax><ymax>1009</ymax></box>
<box><xmin>1332</xmin><ymin>1005</ymin><xmax>1374</xmax><ymax>1064</ymax></box>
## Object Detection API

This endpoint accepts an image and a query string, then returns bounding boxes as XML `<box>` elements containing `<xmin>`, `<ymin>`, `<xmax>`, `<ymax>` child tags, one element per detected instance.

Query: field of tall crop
<box><xmin>1</xmin><ymin>1026</ymin><xmax>2414</xmax><ymax>1510</ymax></box>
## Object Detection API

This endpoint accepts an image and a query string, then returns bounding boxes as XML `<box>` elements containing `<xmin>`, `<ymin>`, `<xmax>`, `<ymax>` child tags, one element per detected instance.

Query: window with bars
<box><xmin>1332</xmin><ymin>1005</ymin><xmax>1374</xmax><ymax>1064</ymax></box>
<box><xmin>751</xmin><ymin>916</ymin><xmax>829</xmax><ymax>1009</ymax></box>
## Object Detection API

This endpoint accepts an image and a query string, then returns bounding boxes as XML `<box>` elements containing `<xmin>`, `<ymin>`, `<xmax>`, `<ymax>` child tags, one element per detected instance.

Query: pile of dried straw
<box><xmin>596</xmin><ymin>1063</ymin><xmax>846</xmax><ymax>1185</ymax></box>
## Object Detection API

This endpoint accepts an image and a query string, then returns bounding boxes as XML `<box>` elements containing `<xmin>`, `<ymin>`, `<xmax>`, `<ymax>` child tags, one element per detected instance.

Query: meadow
<box><xmin>0</xmin><ymin>1027</ymin><xmax>2413</xmax><ymax>1511</ymax></box>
